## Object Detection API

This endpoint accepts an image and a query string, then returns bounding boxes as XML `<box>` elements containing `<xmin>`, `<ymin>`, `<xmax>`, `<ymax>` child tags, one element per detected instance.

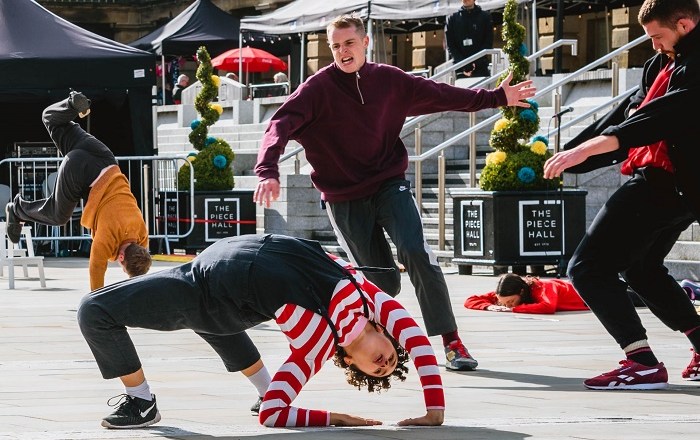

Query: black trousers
<box><xmin>326</xmin><ymin>178</ymin><xmax>457</xmax><ymax>336</ymax></box>
<box><xmin>77</xmin><ymin>234</ymin><xmax>350</xmax><ymax>379</ymax></box>
<box><xmin>12</xmin><ymin>98</ymin><xmax>117</xmax><ymax>226</ymax></box>
<box><xmin>568</xmin><ymin>167</ymin><xmax>700</xmax><ymax>349</ymax></box>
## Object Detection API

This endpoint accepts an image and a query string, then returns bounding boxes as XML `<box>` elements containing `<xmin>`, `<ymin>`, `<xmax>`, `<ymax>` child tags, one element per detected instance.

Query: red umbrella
<box><xmin>211</xmin><ymin>46</ymin><xmax>287</xmax><ymax>73</ymax></box>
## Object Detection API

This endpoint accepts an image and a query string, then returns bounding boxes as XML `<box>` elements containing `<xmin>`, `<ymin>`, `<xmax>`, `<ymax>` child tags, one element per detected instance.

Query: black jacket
<box><xmin>445</xmin><ymin>5</ymin><xmax>493</xmax><ymax>72</ymax></box>
<box><xmin>564</xmin><ymin>24</ymin><xmax>700</xmax><ymax>219</ymax></box>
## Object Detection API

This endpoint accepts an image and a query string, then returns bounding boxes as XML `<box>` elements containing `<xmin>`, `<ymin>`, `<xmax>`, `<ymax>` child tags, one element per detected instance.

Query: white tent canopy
<box><xmin>240</xmin><ymin>0</ymin><xmax>368</xmax><ymax>35</ymax></box>
<box><xmin>240</xmin><ymin>0</ymin><xmax>526</xmax><ymax>35</ymax></box>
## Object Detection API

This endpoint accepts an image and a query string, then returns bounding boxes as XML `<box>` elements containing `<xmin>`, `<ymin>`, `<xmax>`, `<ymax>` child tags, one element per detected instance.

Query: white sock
<box><xmin>125</xmin><ymin>380</ymin><xmax>152</xmax><ymax>401</ymax></box>
<box><xmin>247</xmin><ymin>366</ymin><xmax>272</xmax><ymax>398</ymax></box>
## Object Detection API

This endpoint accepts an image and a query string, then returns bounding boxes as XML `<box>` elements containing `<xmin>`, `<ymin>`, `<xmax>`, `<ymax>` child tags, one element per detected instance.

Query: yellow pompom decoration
<box><xmin>493</xmin><ymin>118</ymin><xmax>509</xmax><ymax>132</ymax></box>
<box><xmin>187</xmin><ymin>155</ymin><xmax>196</xmax><ymax>162</ymax></box>
<box><xmin>210</xmin><ymin>104</ymin><xmax>224</xmax><ymax>115</ymax></box>
<box><xmin>530</xmin><ymin>140</ymin><xmax>547</xmax><ymax>155</ymax></box>
<box><xmin>211</xmin><ymin>75</ymin><xmax>220</xmax><ymax>87</ymax></box>
<box><xmin>486</xmin><ymin>150</ymin><xmax>507</xmax><ymax>166</ymax></box>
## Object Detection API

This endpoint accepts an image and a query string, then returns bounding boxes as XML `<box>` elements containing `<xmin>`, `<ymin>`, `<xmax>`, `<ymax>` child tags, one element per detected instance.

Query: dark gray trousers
<box><xmin>12</xmin><ymin>98</ymin><xmax>117</xmax><ymax>225</ymax></box>
<box><xmin>77</xmin><ymin>234</ymin><xmax>349</xmax><ymax>379</ymax></box>
<box><xmin>326</xmin><ymin>178</ymin><xmax>457</xmax><ymax>336</ymax></box>
<box><xmin>568</xmin><ymin>167</ymin><xmax>700</xmax><ymax>349</ymax></box>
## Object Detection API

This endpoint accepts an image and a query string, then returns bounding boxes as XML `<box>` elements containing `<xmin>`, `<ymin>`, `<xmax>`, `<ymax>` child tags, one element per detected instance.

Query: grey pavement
<box><xmin>1</xmin><ymin>257</ymin><xmax>699</xmax><ymax>440</ymax></box>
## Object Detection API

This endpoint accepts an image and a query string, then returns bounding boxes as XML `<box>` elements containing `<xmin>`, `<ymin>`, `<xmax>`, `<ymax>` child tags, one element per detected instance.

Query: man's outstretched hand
<box><xmin>500</xmin><ymin>71</ymin><xmax>537</xmax><ymax>108</ymax></box>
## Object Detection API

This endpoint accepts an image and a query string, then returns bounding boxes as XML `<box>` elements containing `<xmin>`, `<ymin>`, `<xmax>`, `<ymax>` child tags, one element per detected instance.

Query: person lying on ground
<box><xmin>464</xmin><ymin>273</ymin><xmax>589</xmax><ymax>314</ymax></box>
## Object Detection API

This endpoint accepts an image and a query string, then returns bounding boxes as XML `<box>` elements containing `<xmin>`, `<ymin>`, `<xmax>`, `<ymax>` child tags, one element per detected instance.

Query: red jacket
<box><xmin>464</xmin><ymin>279</ymin><xmax>589</xmax><ymax>314</ymax></box>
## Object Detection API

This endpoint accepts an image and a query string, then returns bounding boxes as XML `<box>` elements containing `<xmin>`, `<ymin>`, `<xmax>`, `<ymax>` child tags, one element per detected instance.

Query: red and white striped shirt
<box><xmin>259</xmin><ymin>255</ymin><xmax>444</xmax><ymax>427</ymax></box>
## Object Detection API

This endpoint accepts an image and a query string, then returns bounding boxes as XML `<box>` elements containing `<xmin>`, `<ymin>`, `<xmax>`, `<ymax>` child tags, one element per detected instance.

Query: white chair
<box><xmin>0</xmin><ymin>222</ymin><xmax>46</xmax><ymax>289</ymax></box>
<box><xmin>0</xmin><ymin>184</ymin><xmax>10</xmax><ymax>221</ymax></box>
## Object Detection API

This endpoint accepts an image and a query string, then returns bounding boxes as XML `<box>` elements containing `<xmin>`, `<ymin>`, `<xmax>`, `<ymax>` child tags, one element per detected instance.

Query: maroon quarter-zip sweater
<box><xmin>255</xmin><ymin>61</ymin><xmax>507</xmax><ymax>202</ymax></box>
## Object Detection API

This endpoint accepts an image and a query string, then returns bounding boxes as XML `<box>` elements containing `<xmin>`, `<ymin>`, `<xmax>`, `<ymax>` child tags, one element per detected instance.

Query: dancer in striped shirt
<box><xmin>78</xmin><ymin>234</ymin><xmax>444</xmax><ymax>429</ymax></box>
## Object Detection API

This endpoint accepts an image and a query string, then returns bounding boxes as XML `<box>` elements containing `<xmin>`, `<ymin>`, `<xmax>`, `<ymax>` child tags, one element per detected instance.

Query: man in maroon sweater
<box><xmin>254</xmin><ymin>13</ymin><xmax>536</xmax><ymax>371</ymax></box>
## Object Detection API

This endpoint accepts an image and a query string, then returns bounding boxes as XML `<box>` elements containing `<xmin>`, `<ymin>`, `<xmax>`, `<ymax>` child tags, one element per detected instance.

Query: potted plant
<box><xmin>161</xmin><ymin>46</ymin><xmax>255</xmax><ymax>253</ymax></box>
<box><xmin>452</xmin><ymin>0</ymin><xmax>586</xmax><ymax>275</ymax></box>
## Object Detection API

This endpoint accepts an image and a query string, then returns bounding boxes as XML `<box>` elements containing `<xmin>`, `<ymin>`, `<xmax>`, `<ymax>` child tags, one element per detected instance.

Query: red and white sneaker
<box><xmin>681</xmin><ymin>349</ymin><xmax>700</xmax><ymax>381</ymax></box>
<box><xmin>584</xmin><ymin>359</ymin><xmax>668</xmax><ymax>390</ymax></box>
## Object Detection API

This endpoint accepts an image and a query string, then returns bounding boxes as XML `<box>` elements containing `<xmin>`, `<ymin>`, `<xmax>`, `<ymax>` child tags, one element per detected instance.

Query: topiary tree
<box><xmin>479</xmin><ymin>0</ymin><xmax>561</xmax><ymax>191</ymax></box>
<box><xmin>177</xmin><ymin>46</ymin><xmax>235</xmax><ymax>191</ymax></box>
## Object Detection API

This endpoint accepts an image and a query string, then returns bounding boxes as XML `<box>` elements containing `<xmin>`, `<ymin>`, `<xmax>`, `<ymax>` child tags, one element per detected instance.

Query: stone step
<box><xmin>678</xmin><ymin>222</ymin><xmax>700</xmax><ymax>242</ymax></box>
<box><xmin>666</xmin><ymin>241</ymin><xmax>700</xmax><ymax>261</ymax></box>
<box><xmin>157</xmin><ymin>140</ymin><xmax>261</xmax><ymax>152</ymax></box>
<box><xmin>158</xmin><ymin>128</ymin><xmax>265</xmax><ymax>142</ymax></box>
<box><xmin>665</xmin><ymin>260</ymin><xmax>700</xmax><ymax>281</ymax></box>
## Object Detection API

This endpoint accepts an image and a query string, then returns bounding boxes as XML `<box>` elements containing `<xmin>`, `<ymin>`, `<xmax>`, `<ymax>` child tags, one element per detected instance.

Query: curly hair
<box><xmin>495</xmin><ymin>273</ymin><xmax>534</xmax><ymax>304</ymax></box>
<box><xmin>122</xmin><ymin>243</ymin><xmax>152</xmax><ymax>277</ymax></box>
<box><xmin>332</xmin><ymin>322</ymin><xmax>410</xmax><ymax>393</ymax></box>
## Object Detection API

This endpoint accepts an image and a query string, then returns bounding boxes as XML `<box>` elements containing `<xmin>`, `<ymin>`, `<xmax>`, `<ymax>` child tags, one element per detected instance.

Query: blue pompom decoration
<box><xmin>519</xmin><ymin>109</ymin><xmax>537</xmax><ymax>122</ymax></box>
<box><xmin>530</xmin><ymin>135</ymin><xmax>549</xmax><ymax>146</ymax></box>
<box><xmin>213</xmin><ymin>154</ymin><xmax>228</xmax><ymax>169</ymax></box>
<box><xmin>205</xmin><ymin>136</ymin><xmax>217</xmax><ymax>146</ymax></box>
<box><xmin>190</xmin><ymin>119</ymin><xmax>201</xmax><ymax>130</ymax></box>
<box><xmin>518</xmin><ymin>167</ymin><xmax>536</xmax><ymax>183</ymax></box>
<box><xmin>519</xmin><ymin>43</ymin><xmax>528</xmax><ymax>56</ymax></box>
<box><xmin>187</xmin><ymin>152</ymin><xmax>197</xmax><ymax>158</ymax></box>
<box><xmin>526</xmin><ymin>99</ymin><xmax>539</xmax><ymax>111</ymax></box>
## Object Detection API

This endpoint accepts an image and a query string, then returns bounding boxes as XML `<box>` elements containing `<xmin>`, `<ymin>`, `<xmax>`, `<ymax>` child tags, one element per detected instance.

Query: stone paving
<box><xmin>1</xmin><ymin>257</ymin><xmax>698</xmax><ymax>440</ymax></box>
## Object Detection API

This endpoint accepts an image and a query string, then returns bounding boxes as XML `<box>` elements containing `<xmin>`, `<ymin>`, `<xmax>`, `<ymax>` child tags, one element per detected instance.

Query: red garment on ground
<box><xmin>464</xmin><ymin>278</ymin><xmax>589</xmax><ymax>314</ymax></box>
<box><xmin>620</xmin><ymin>61</ymin><xmax>674</xmax><ymax>175</ymax></box>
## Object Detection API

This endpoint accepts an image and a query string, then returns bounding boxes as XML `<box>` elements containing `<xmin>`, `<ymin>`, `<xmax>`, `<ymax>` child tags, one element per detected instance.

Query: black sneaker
<box><xmin>4</xmin><ymin>203</ymin><xmax>22</xmax><ymax>244</ymax></box>
<box><xmin>101</xmin><ymin>394</ymin><xmax>161</xmax><ymax>429</ymax></box>
<box><xmin>68</xmin><ymin>90</ymin><xmax>91</xmax><ymax>118</ymax></box>
<box><xmin>250</xmin><ymin>396</ymin><xmax>263</xmax><ymax>415</ymax></box>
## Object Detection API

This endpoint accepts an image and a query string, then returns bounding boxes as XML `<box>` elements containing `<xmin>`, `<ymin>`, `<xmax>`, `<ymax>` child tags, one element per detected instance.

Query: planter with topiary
<box><xmin>160</xmin><ymin>46</ymin><xmax>255</xmax><ymax>253</ymax></box>
<box><xmin>452</xmin><ymin>0</ymin><xmax>586</xmax><ymax>275</ymax></box>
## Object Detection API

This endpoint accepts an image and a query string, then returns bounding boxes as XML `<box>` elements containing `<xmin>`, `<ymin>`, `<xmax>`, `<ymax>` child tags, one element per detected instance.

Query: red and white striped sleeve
<box><xmin>329</xmin><ymin>256</ymin><xmax>445</xmax><ymax>411</ymax></box>
<box><xmin>260</xmin><ymin>304</ymin><xmax>335</xmax><ymax>427</ymax></box>
<box><xmin>363</xmin><ymin>281</ymin><xmax>445</xmax><ymax>411</ymax></box>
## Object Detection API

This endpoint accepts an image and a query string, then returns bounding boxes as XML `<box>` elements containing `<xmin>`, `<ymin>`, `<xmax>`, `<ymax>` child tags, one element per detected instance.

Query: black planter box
<box><xmin>452</xmin><ymin>189</ymin><xmax>587</xmax><ymax>274</ymax></box>
<box><xmin>158</xmin><ymin>190</ymin><xmax>256</xmax><ymax>253</ymax></box>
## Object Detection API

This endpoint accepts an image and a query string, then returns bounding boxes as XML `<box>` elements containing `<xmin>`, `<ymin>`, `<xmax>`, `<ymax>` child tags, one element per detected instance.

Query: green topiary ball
<box><xmin>480</xmin><ymin>148</ymin><xmax>558</xmax><ymax>191</ymax></box>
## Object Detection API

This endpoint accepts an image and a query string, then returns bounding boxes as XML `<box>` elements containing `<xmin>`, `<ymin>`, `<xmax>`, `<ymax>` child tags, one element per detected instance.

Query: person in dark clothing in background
<box><xmin>253</xmin><ymin>13</ymin><xmax>537</xmax><ymax>373</ymax></box>
<box><xmin>172</xmin><ymin>74</ymin><xmax>189</xmax><ymax>104</ymax></box>
<box><xmin>446</xmin><ymin>0</ymin><xmax>494</xmax><ymax>77</ymax></box>
<box><xmin>544</xmin><ymin>0</ymin><xmax>700</xmax><ymax>390</ymax></box>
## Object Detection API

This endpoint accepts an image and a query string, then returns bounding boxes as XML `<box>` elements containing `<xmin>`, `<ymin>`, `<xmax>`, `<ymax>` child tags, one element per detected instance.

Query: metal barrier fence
<box><xmin>0</xmin><ymin>155</ymin><xmax>194</xmax><ymax>256</ymax></box>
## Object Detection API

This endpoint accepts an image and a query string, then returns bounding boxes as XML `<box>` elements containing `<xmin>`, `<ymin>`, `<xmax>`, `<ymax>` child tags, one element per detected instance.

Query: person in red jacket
<box><xmin>464</xmin><ymin>273</ymin><xmax>589</xmax><ymax>314</ymax></box>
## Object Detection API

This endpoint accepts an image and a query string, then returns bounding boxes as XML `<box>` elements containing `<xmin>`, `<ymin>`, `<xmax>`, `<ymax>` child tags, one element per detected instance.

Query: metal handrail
<box><xmin>535</xmin><ymin>34</ymin><xmax>649</xmax><ymax>99</ymax></box>
<box><xmin>402</xmin><ymin>39</ymin><xmax>579</xmax><ymax>133</ymax></box>
<box><xmin>551</xmin><ymin>86</ymin><xmax>639</xmax><ymax>136</ymax></box>
<box><xmin>429</xmin><ymin>48</ymin><xmax>505</xmax><ymax>82</ymax></box>
<box><xmin>407</xmin><ymin>34</ymin><xmax>648</xmax><ymax>164</ymax></box>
